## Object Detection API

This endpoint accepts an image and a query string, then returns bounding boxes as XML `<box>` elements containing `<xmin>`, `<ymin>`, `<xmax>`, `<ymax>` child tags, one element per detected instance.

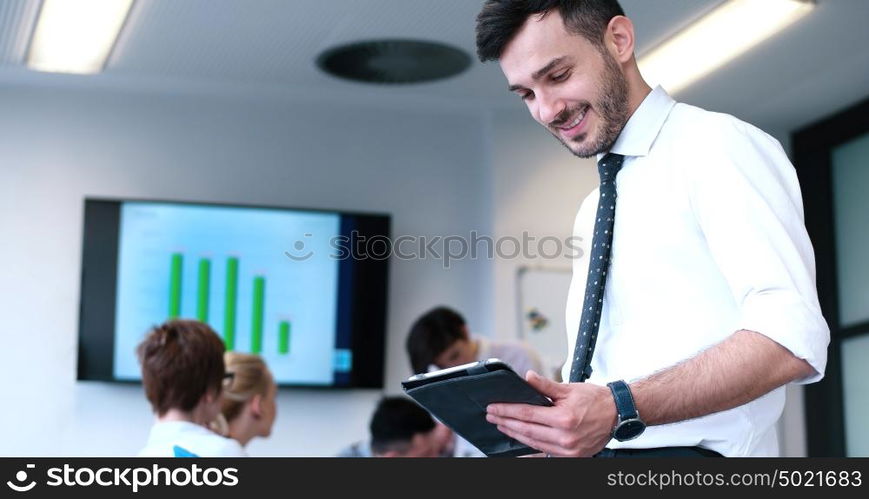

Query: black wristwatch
<box><xmin>607</xmin><ymin>380</ymin><xmax>646</xmax><ymax>442</ymax></box>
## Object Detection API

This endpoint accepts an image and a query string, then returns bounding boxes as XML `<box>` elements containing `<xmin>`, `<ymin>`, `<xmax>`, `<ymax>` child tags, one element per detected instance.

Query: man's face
<box><xmin>499</xmin><ymin>9</ymin><xmax>629</xmax><ymax>158</ymax></box>
<box><xmin>433</xmin><ymin>338</ymin><xmax>476</xmax><ymax>369</ymax></box>
<box><xmin>403</xmin><ymin>431</ymin><xmax>443</xmax><ymax>457</ymax></box>
<box><xmin>379</xmin><ymin>430</ymin><xmax>443</xmax><ymax>458</ymax></box>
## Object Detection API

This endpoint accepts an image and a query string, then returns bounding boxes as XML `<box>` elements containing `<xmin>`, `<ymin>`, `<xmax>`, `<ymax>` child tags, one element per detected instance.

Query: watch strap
<box><xmin>607</xmin><ymin>380</ymin><xmax>638</xmax><ymax>421</ymax></box>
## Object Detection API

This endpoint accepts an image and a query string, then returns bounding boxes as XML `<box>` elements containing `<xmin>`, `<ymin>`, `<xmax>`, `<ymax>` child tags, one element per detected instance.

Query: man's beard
<box><xmin>551</xmin><ymin>52</ymin><xmax>629</xmax><ymax>159</ymax></box>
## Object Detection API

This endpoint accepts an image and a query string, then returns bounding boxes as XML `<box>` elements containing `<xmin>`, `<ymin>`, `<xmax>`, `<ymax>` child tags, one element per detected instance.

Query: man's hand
<box><xmin>485</xmin><ymin>371</ymin><xmax>617</xmax><ymax>457</ymax></box>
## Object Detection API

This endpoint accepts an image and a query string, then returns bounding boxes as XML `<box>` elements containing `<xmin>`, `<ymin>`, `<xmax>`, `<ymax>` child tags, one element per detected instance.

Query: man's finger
<box><xmin>525</xmin><ymin>370</ymin><xmax>567</xmax><ymax>399</ymax></box>
<box><xmin>486</xmin><ymin>401</ymin><xmax>567</xmax><ymax>428</ymax></box>
<box><xmin>486</xmin><ymin>413</ymin><xmax>565</xmax><ymax>446</ymax></box>
<box><xmin>495</xmin><ymin>423</ymin><xmax>568</xmax><ymax>457</ymax></box>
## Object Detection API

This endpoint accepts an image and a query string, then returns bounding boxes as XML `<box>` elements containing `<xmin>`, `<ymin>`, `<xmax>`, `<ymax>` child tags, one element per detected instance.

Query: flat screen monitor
<box><xmin>77</xmin><ymin>198</ymin><xmax>389</xmax><ymax>388</ymax></box>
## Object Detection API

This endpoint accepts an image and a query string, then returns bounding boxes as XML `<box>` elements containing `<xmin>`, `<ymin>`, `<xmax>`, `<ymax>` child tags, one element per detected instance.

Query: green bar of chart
<box><xmin>169</xmin><ymin>253</ymin><xmax>183</xmax><ymax>318</ymax></box>
<box><xmin>251</xmin><ymin>276</ymin><xmax>265</xmax><ymax>354</ymax></box>
<box><xmin>279</xmin><ymin>321</ymin><xmax>291</xmax><ymax>354</ymax></box>
<box><xmin>223</xmin><ymin>257</ymin><xmax>239</xmax><ymax>351</ymax></box>
<box><xmin>196</xmin><ymin>258</ymin><xmax>211</xmax><ymax>322</ymax></box>
<box><xmin>166</xmin><ymin>253</ymin><xmax>287</xmax><ymax>356</ymax></box>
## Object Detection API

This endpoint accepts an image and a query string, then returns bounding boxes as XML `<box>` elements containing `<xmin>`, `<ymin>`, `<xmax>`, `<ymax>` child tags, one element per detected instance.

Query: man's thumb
<box><xmin>525</xmin><ymin>370</ymin><xmax>566</xmax><ymax>398</ymax></box>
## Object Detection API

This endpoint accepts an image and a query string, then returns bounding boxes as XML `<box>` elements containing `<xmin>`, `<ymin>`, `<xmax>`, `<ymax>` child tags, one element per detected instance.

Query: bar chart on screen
<box><xmin>165</xmin><ymin>252</ymin><xmax>296</xmax><ymax>356</ymax></box>
<box><xmin>112</xmin><ymin>202</ymin><xmax>342</xmax><ymax>385</ymax></box>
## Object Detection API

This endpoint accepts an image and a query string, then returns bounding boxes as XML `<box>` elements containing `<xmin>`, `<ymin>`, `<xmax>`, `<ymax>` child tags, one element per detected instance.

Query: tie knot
<box><xmin>597</xmin><ymin>153</ymin><xmax>624</xmax><ymax>183</ymax></box>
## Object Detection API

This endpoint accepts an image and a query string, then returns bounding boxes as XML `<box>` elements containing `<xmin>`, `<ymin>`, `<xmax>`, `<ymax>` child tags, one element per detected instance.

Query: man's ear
<box><xmin>606</xmin><ymin>15</ymin><xmax>636</xmax><ymax>64</ymax></box>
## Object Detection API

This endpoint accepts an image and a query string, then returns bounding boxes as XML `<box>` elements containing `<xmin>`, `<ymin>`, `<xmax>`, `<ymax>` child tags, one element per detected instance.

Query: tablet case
<box><xmin>402</xmin><ymin>364</ymin><xmax>552</xmax><ymax>457</ymax></box>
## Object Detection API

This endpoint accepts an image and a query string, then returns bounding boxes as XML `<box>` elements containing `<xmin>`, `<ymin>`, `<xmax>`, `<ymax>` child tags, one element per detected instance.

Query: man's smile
<box><xmin>555</xmin><ymin>104</ymin><xmax>591</xmax><ymax>139</ymax></box>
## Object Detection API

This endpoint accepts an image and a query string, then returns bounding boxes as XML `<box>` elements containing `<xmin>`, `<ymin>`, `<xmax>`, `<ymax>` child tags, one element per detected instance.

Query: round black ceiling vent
<box><xmin>316</xmin><ymin>39</ymin><xmax>471</xmax><ymax>84</ymax></box>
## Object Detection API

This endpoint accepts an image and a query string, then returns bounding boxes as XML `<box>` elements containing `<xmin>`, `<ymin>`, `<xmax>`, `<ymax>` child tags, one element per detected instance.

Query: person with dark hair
<box><xmin>137</xmin><ymin>319</ymin><xmax>246</xmax><ymax>457</ymax></box>
<box><xmin>406</xmin><ymin>306</ymin><xmax>544</xmax><ymax>377</ymax></box>
<box><xmin>369</xmin><ymin>397</ymin><xmax>440</xmax><ymax>457</ymax></box>
<box><xmin>337</xmin><ymin>397</ymin><xmax>459</xmax><ymax>457</ymax></box>
<box><xmin>476</xmin><ymin>1</ymin><xmax>828</xmax><ymax>457</ymax></box>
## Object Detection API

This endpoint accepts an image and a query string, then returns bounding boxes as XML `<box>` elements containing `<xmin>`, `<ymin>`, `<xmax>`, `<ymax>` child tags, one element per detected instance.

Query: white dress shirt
<box><xmin>138</xmin><ymin>420</ymin><xmax>247</xmax><ymax>457</ymax></box>
<box><xmin>561</xmin><ymin>86</ymin><xmax>830</xmax><ymax>457</ymax></box>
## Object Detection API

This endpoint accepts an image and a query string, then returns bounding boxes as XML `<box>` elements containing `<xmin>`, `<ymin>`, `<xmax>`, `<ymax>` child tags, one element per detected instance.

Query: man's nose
<box><xmin>536</xmin><ymin>91</ymin><xmax>565</xmax><ymax>126</ymax></box>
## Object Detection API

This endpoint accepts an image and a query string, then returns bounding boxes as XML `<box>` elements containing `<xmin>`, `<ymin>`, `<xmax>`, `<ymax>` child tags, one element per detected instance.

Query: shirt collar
<box><xmin>598</xmin><ymin>85</ymin><xmax>675</xmax><ymax>160</ymax></box>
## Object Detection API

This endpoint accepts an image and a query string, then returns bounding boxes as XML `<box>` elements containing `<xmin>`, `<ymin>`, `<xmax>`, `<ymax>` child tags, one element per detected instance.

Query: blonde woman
<box><xmin>213</xmin><ymin>352</ymin><xmax>278</xmax><ymax>448</ymax></box>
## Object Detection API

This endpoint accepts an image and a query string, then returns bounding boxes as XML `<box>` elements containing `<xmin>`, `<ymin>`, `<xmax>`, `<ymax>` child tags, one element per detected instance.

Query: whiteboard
<box><xmin>516</xmin><ymin>266</ymin><xmax>572</xmax><ymax>379</ymax></box>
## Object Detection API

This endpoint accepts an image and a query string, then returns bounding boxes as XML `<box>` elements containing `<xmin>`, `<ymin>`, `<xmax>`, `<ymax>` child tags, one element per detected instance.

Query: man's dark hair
<box><xmin>406</xmin><ymin>306</ymin><xmax>467</xmax><ymax>374</ymax></box>
<box><xmin>475</xmin><ymin>0</ymin><xmax>625</xmax><ymax>62</ymax></box>
<box><xmin>137</xmin><ymin>319</ymin><xmax>226</xmax><ymax>416</ymax></box>
<box><xmin>369</xmin><ymin>397</ymin><xmax>436</xmax><ymax>455</ymax></box>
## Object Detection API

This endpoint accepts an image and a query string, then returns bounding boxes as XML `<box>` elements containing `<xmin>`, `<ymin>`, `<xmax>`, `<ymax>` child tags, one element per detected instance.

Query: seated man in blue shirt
<box><xmin>338</xmin><ymin>397</ymin><xmax>458</xmax><ymax>457</ymax></box>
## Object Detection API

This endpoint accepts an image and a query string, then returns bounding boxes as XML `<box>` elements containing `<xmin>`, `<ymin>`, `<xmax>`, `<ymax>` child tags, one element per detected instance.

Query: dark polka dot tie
<box><xmin>569</xmin><ymin>152</ymin><xmax>624</xmax><ymax>383</ymax></box>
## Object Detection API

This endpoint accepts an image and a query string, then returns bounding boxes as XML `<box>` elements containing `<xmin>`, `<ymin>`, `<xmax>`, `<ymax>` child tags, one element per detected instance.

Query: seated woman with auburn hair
<box><xmin>137</xmin><ymin>320</ymin><xmax>246</xmax><ymax>457</ymax></box>
<box><xmin>212</xmin><ymin>352</ymin><xmax>277</xmax><ymax>449</ymax></box>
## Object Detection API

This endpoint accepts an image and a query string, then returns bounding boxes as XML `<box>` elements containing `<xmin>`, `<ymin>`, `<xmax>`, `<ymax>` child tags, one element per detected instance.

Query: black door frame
<box><xmin>792</xmin><ymin>95</ymin><xmax>869</xmax><ymax>457</ymax></box>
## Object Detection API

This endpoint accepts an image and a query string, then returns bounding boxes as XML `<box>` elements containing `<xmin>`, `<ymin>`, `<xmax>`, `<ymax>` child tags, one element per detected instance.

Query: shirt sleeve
<box><xmin>683</xmin><ymin>117</ymin><xmax>830</xmax><ymax>384</ymax></box>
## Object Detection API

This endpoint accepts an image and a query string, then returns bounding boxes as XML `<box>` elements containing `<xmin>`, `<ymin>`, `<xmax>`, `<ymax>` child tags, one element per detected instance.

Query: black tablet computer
<box><xmin>401</xmin><ymin>359</ymin><xmax>552</xmax><ymax>457</ymax></box>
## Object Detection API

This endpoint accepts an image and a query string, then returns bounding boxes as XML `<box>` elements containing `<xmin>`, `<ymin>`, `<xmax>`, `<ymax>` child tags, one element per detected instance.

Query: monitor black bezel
<box><xmin>77</xmin><ymin>196</ymin><xmax>390</xmax><ymax>389</ymax></box>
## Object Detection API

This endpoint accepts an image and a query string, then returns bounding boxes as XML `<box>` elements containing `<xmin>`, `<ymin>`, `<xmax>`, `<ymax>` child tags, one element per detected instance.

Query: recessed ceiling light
<box><xmin>638</xmin><ymin>0</ymin><xmax>815</xmax><ymax>94</ymax></box>
<box><xmin>27</xmin><ymin>0</ymin><xmax>135</xmax><ymax>75</ymax></box>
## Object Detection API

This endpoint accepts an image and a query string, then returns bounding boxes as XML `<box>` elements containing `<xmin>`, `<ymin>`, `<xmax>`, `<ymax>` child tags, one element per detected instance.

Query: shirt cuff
<box><xmin>738</xmin><ymin>290</ymin><xmax>830</xmax><ymax>384</ymax></box>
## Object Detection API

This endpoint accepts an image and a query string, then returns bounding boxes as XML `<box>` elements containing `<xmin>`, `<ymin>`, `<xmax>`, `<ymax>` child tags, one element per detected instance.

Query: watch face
<box><xmin>614</xmin><ymin>419</ymin><xmax>645</xmax><ymax>441</ymax></box>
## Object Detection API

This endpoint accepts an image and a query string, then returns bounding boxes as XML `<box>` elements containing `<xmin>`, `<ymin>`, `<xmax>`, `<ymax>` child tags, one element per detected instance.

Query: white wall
<box><xmin>0</xmin><ymin>85</ymin><xmax>493</xmax><ymax>456</ymax></box>
<box><xmin>488</xmin><ymin>108</ymin><xmax>598</xmax><ymax>347</ymax></box>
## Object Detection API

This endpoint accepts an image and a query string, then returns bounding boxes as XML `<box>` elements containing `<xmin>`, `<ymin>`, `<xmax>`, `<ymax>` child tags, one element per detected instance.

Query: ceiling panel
<box><xmin>0</xmin><ymin>0</ymin><xmax>865</xmax><ymax>133</ymax></box>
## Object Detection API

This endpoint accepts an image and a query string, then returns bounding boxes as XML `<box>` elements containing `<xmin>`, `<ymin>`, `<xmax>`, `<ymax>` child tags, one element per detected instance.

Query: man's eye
<box><xmin>520</xmin><ymin>91</ymin><xmax>534</xmax><ymax>101</ymax></box>
<box><xmin>552</xmin><ymin>71</ymin><xmax>569</xmax><ymax>81</ymax></box>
